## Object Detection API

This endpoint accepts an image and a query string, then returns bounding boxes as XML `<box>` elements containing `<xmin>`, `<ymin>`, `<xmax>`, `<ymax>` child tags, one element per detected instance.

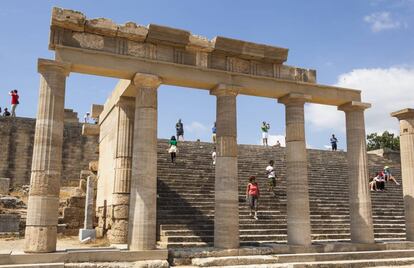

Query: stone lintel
<box><xmin>391</xmin><ymin>108</ymin><xmax>414</xmax><ymax>120</ymax></box>
<box><xmin>82</xmin><ymin>124</ymin><xmax>100</xmax><ymax>136</ymax></box>
<box><xmin>91</xmin><ymin>104</ymin><xmax>104</xmax><ymax>119</ymax></box>
<box><xmin>186</xmin><ymin>34</ymin><xmax>214</xmax><ymax>52</ymax></box>
<box><xmin>118</xmin><ymin>22</ymin><xmax>148</xmax><ymax>42</ymax></box>
<box><xmin>212</xmin><ymin>36</ymin><xmax>288</xmax><ymax>63</ymax></box>
<box><xmin>132</xmin><ymin>73</ymin><xmax>162</xmax><ymax>89</ymax></box>
<box><xmin>38</xmin><ymin>58</ymin><xmax>71</xmax><ymax>76</ymax></box>
<box><xmin>338</xmin><ymin>101</ymin><xmax>371</xmax><ymax>112</ymax></box>
<box><xmin>85</xmin><ymin>18</ymin><xmax>118</xmax><ymax>37</ymax></box>
<box><xmin>210</xmin><ymin>84</ymin><xmax>239</xmax><ymax>97</ymax></box>
<box><xmin>278</xmin><ymin>93</ymin><xmax>312</xmax><ymax>105</ymax></box>
<box><xmin>52</xmin><ymin>7</ymin><xmax>85</xmax><ymax>32</ymax></box>
<box><xmin>146</xmin><ymin>24</ymin><xmax>190</xmax><ymax>47</ymax></box>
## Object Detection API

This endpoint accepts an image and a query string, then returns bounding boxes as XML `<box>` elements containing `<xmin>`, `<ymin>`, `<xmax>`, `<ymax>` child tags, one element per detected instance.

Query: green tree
<box><xmin>367</xmin><ymin>131</ymin><xmax>400</xmax><ymax>151</ymax></box>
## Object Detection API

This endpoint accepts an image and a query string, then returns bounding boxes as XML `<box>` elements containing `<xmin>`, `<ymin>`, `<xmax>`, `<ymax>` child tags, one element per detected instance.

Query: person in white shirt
<box><xmin>84</xmin><ymin>112</ymin><xmax>90</xmax><ymax>123</ymax></box>
<box><xmin>266</xmin><ymin>160</ymin><xmax>277</xmax><ymax>196</ymax></box>
<box><xmin>212</xmin><ymin>147</ymin><xmax>216</xmax><ymax>165</ymax></box>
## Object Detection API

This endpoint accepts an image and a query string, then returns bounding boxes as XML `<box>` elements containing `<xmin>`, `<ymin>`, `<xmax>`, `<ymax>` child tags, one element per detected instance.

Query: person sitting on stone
<box><xmin>168</xmin><ymin>135</ymin><xmax>178</xmax><ymax>163</ymax></box>
<box><xmin>3</xmin><ymin>107</ymin><xmax>11</xmax><ymax>117</ymax></box>
<box><xmin>384</xmin><ymin>166</ymin><xmax>400</xmax><ymax>185</ymax></box>
<box><xmin>371</xmin><ymin>172</ymin><xmax>385</xmax><ymax>191</ymax></box>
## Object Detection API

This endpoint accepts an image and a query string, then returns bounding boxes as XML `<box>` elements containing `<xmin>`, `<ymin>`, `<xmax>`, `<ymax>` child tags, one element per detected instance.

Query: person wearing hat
<box><xmin>384</xmin><ymin>166</ymin><xmax>400</xmax><ymax>185</ymax></box>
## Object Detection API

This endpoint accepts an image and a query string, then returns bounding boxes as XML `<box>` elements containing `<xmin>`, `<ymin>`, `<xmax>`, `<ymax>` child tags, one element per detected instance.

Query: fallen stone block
<box><xmin>0</xmin><ymin>178</ymin><xmax>10</xmax><ymax>195</ymax></box>
<box><xmin>0</xmin><ymin>196</ymin><xmax>25</xmax><ymax>209</ymax></box>
<box><xmin>79</xmin><ymin>228</ymin><xmax>96</xmax><ymax>241</ymax></box>
<box><xmin>0</xmin><ymin>214</ymin><xmax>20</xmax><ymax>233</ymax></box>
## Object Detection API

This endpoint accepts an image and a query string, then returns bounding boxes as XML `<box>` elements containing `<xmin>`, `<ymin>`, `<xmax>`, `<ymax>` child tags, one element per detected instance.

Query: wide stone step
<box><xmin>190</xmin><ymin>249</ymin><xmax>414</xmax><ymax>267</ymax></box>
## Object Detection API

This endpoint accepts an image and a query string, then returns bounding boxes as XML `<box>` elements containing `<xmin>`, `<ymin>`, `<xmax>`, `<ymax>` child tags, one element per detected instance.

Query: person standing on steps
<box><xmin>266</xmin><ymin>160</ymin><xmax>277</xmax><ymax>196</ymax></box>
<box><xmin>176</xmin><ymin>119</ymin><xmax>184</xmax><ymax>141</ymax></box>
<box><xmin>84</xmin><ymin>112</ymin><xmax>91</xmax><ymax>123</ymax></box>
<box><xmin>168</xmin><ymin>136</ymin><xmax>178</xmax><ymax>163</ymax></box>
<box><xmin>261</xmin><ymin>121</ymin><xmax>270</xmax><ymax>146</ymax></box>
<box><xmin>330</xmin><ymin>134</ymin><xmax>338</xmax><ymax>151</ymax></box>
<box><xmin>9</xmin><ymin>89</ymin><xmax>19</xmax><ymax>117</ymax></box>
<box><xmin>212</xmin><ymin>146</ymin><xmax>216</xmax><ymax>165</ymax></box>
<box><xmin>212</xmin><ymin>121</ymin><xmax>217</xmax><ymax>143</ymax></box>
<box><xmin>246</xmin><ymin>176</ymin><xmax>260</xmax><ymax>220</ymax></box>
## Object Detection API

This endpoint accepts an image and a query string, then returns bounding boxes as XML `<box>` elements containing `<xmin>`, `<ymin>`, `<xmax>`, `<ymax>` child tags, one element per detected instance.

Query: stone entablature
<box><xmin>50</xmin><ymin>7</ymin><xmax>316</xmax><ymax>83</ymax></box>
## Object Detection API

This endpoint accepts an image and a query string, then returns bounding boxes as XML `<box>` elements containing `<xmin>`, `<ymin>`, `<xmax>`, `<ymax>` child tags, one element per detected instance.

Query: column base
<box><xmin>24</xmin><ymin>226</ymin><xmax>57</xmax><ymax>253</ymax></box>
<box><xmin>79</xmin><ymin>228</ymin><xmax>96</xmax><ymax>241</ymax></box>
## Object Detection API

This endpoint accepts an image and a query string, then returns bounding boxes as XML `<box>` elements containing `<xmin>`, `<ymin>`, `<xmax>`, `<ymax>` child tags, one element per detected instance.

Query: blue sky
<box><xmin>1</xmin><ymin>0</ymin><xmax>413</xmax><ymax>149</ymax></box>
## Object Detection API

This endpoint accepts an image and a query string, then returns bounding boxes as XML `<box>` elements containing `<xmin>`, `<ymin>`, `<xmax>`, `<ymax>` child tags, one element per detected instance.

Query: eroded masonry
<box><xmin>25</xmin><ymin>7</ymin><xmax>414</xmax><ymax>254</ymax></box>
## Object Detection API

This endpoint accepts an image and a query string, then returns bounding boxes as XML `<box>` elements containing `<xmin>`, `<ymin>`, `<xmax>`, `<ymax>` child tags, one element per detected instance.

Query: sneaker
<box><xmin>249</xmin><ymin>212</ymin><xmax>252</xmax><ymax>217</ymax></box>
<box><xmin>254</xmin><ymin>216</ymin><xmax>258</xmax><ymax>220</ymax></box>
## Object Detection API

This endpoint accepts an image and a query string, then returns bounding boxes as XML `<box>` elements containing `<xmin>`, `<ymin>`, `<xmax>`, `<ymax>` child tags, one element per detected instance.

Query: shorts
<box><xmin>262</xmin><ymin>132</ymin><xmax>268</xmax><ymax>139</ymax></box>
<box><xmin>268</xmin><ymin>177</ymin><xmax>276</xmax><ymax>187</ymax></box>
<box><xmin>168</xmin><ymin>145</ymin><xmax>177</xmax><ymax>153</ymax></box>
<box><xmin>249</xmin><ymin>195</ymin><xmax>258</xmax><ymax>209</ymax></box>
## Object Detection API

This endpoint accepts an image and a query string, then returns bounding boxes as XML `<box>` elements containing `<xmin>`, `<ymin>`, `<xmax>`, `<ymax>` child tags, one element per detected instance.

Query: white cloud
<box><xmin>364</xmin><ymin>12</ymin><xmax>401</xmax><ymax>32</ymax></box>
<box><xmin>184</xmin><ymin>121</ymin><xmax>208</xmax><ymax>136</ymax></box>
<box><xmin>307</xmin><ymin>67</ymin><xmax>414</xmax><ymax>135</ymax></box>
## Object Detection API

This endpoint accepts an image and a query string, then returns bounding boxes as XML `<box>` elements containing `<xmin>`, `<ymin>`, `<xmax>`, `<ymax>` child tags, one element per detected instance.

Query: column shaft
<box><xmin>391</xmin><ymin>109</ymin><xmax>414</xmax><ymax>241</ymax></box>
<box><xmin>128</xmin><ymin>74</ymin><xmax>161</xmax><ymax>250</ymax></box>
<box><xmin>211</xmin><ymin>85</ymin><xmax>239</xmax><ymax>249</ymax></box>
<box><xmin>110</xmin><ymin>97</ymin><xmax>135</xmax><ymax>244</ymax></box>
<box><xmin>279</xmin><ymin>94</ymin><xmax>311</xmax><ymax>246</ymax></box>
<box><xmin>340</xmin><ymin>102</ymin><xmax>374</xmax><ymax>244</ymax></box>
<box><xmin>24</xmin><ymin>59</ymin><xmax>69</xmax><ymax>253</ymax></box>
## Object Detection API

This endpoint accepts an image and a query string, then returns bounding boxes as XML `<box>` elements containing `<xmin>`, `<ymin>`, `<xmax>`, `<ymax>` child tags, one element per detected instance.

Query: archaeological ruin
<box><xmin>1</xmin><ymin>6</ymin><xmax>414</xmax><ymax>268</ymax></box>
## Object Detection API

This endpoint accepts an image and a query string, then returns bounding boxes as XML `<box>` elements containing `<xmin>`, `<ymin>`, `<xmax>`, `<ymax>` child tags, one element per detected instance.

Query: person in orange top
<box><xmin>246</xmin><ymin>176</ymin><xmax>260</xmax><ymax>220</ymax></box>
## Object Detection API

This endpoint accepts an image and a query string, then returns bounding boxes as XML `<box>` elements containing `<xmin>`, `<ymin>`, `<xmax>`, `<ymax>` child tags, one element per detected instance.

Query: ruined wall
<box><xmin>95</xmin><ymin>105</ymin><xmax>118</xmax><ymax>237</ymax></box>
<box><xmin>0</xmin><ymin>116</ymin><xmax>99</xmax><ymax>186</ymax></box>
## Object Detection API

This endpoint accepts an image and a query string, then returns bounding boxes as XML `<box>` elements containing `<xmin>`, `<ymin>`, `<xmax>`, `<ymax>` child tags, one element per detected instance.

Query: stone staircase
<box><xmin>156</xmin><ymin>140</ymin><xmax>405</xmax><ymax>249</ymax></box>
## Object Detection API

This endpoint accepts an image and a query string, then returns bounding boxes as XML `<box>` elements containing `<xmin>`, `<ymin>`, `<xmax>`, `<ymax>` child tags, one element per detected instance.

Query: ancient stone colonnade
<box><xmin>25</xmin><ymin>7</ymin><xmax>381</xmax><ymax>252</ymax></box>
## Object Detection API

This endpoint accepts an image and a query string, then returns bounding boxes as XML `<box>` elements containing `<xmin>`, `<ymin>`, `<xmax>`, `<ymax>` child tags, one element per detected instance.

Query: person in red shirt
<box><xmin>246</xmin><ymin>176</ymin><xmax>260</xmax><ymax>220</ymax></box>
<box><xmin>9</xmin><ymin>89</ymin><xmax>19</xmax><ymax>117</ymax></box>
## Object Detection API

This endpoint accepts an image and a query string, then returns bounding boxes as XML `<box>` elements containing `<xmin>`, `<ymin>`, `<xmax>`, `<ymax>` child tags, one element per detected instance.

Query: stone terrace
<box><xmin>156</xmin><ymin>140</ymin><xmax>404</xmax><ymax>248</ymax></box>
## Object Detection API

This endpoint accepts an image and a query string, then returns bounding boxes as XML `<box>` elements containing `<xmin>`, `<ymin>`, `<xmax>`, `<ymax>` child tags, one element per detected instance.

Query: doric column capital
<box><xmin>210</xmin><ymin>84</ymin><xmax>239</xmax><ymax>97</ymax></box>
<box><xmin>391</xmin><ymin>108</ymin><xmax>414</xmax><ymax>121</ymax></box>
<box><xmin>38</xmin><ymin>58</ymin><xmax>71</xmax><ymax>77</ymax></box>
<box><xmin>278</xmin><ymin>93</ymin><xmax>311</xmax><ymax>105</ymax></box>
<box><xmin>132</xmin><ymin>73</ymin><xmax>162</xmax><ymax>89</ymax></box>
<box><xmin>338</xmin><ymin>101</ymin><xmax>371</xmax><ymax>112</ymax></box>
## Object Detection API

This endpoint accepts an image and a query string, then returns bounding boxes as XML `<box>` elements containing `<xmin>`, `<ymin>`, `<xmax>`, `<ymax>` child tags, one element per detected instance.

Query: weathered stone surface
<box><xmin>52</xmin><ymin>7</ymin><xmax>86</xmax><ymax>31</ymax></box>
<box><xmin>0</xmin><ymin>214</ymin><xmax>20</xmax><ymax>233</ymax></box>
<box><xmin>118</xmin><ymin>22</ymin><xmax>148</xmax><ymax>42</ymax></box>
<box><xmin>72</xmin><ymin>32</ymin><xmax>104</xmax><ymax>50</ymax></box>
<box><xmin>0</xmin><ymin>178</ymin><xmax>10</xmax><ymax>195</ymax></box>
<box><xmin>85</xmin><ymin>18</ymin><xmax>118</xmax><ymax>37</ymax></box>
<box><xmin>0</xmin><ymin>196</ymin><xmax>26</xmax><ymax>208</ymax></box>
<box><xmin>82</xmin><ymin>124</ymin><xmax>99</xmax><ymax>136</ymax></box>
<box><xmin>89</xmin><ymin>161</ymin><xmax>98</xmax><ymax>173</ymax></box>
<box><xmin>91</xmin><ymin>104</ymin><xmax>104</xmax><ymax>119</ymax></box>
<box><xmin>146</xmin><ymin>24</ymin><xmax>190</xmax><ymax>46</ymax></box>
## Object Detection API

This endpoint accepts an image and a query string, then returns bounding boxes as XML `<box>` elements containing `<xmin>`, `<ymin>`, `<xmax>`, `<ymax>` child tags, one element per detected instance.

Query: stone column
<box><xmin>391</xmin><ymin>108</ymin><xmax>414</xmax><ymax>241</ymax></box>
<box><xmin>79</xmin><ymin>175</ymin><xmax>97</xmax><ymax>241</ymax></box>
<box><xmin>278</xmin><ymin>93</ymin><xmax>312</xmax><ymax>246</ymax></box>
<box><xmin>128</xmin><ymin>73</ymin><xmax>162</xmax><ymax>250</ymax></box>
<box><xmin>24</xmin><ymin>59</ymin><xmax>70</xmax><ymax>253</ymax></box>
<box><xmin>339</xmin><ymin>101</ymin><xmax>374</xmax><ymax>244</ymax></box>
<box><xmin>110</xmin><ymin>97</ymin><xmax>135</xmax><ymax>245</ymax></box>
<box><xmin>210</xmin><ymin>84</ymin><xmax>239</xmax><ymax>249</ymax></box>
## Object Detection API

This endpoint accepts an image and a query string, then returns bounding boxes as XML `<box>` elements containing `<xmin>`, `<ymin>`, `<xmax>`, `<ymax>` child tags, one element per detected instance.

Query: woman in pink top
<box><xmin>246</xmin><ymin>176</ymin><xmax>260</xmax><ymax>220</ymax></box>
<box><xmin>9</xmin><ymin>89</ymin><xmax>19</xmax><ymax>117</ymax></box>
